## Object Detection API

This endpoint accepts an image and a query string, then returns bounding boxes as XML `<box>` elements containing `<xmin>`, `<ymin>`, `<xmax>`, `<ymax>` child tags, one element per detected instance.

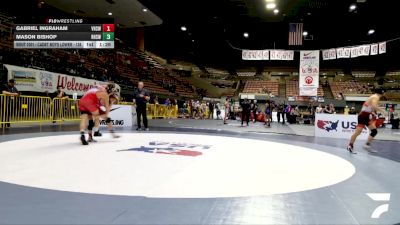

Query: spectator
<box><xmin>284</xmin><ymin>104</ymin><xmax>291</xmax><ymax>124</ymax></box>
<box><xmin>344</xmin><ymin>106</ymin><xmax>349</xmax><ymax>115</ymax></box>
<box><xmin>55</xmin><ymin>85</ymin><xmax>68</xmax><ymax>99</ymax></box>
<box><xmin>200</xmin><ymin>102</ymin><xmax>207</xmax><ymax>120</ymax></box>
<box><xmin>164</xmin><ymin>98</ymin><xmax>171</xmax><ymax>106</ymax></box>
<box><xmin>164</xmin><ymin>98</ymin><xmax>172</xmax><ymax>118</ymax></box>
<box><xmin>251</xmin><ymin>100</ymin><xmax>258</xmax><ymax>123</ymax></box>
<box><xmin>277</xmin><ymin>104</ymin><xmax>283</xmax><ymax>123</ymax></box>
<box><xmin>329</xmin><ymin>103</ymin><xmax>336</xmax><ymax>114</ymax></box>
<box><xmin>293</xmin><ymin>106</ymin><xmax>299</xmax><ymax>115</ymax></box>
<box><xmin>264</xmin><ymin>102</ymin><xmax>272</xmax><ymax>127</ymax></box>
<box><xmin>323</xmin><ymin>105</ymin><xmax>334</xmax><ymax>114</ymax></box>
<box><xmin>223</xmin><ymin>98</ymin><xmax>230</xmax><ymax>124</ymax></box>
<box><xmin>309</xmin><ymin>103</ymin><xmax>315</xmax><ymax>125</ymax></box>
<box><xmin>208</xmin><ymin>102</ymin><xmax>214</xmax><ymax>119</ymax></box>
<box><xmin>216</xmin><ymin>103</ymin><xmax>222</xmax><ymax>120</ymax></box>
<box><xmin>191</xmin><ymin>100</ymin><xmax>199</xmax><ymax>119</ymax></box>
<box><xmin>289</xmin><ymin>106</ymin><xmax>300</xmax><ymax>124</ymax></box>
<box><xmin>1</xmin><ymin>79</ymin><xmax>19</xmax><ymax>128</ymax></box>
<box><xmin>349</xmin><ymin>106</ymin><xmax>357</xmax><ymax>115</ymax></box>
<box><xmin>1</xmin><ymin>79</ymin><xmax>19</xmax><ymax>97</ymax></box>
<box><xmin>52</xmin><ymin>86</ymin><xmax>69</xmax><ymax>123</ymax></box>
<box><xmin>316</xmin><ymin>104</ymin><xmax>323</xmax><ymax>114</ymax></box>
<box><xmin>241</xmin><ymin>98</ymin><xmax>251</xmax><ymax>126</ymax></box>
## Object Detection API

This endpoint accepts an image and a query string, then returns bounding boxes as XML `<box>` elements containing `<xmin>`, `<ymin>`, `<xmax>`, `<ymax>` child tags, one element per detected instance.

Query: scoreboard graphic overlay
<box><xmin>14</xmin><ymin>19</ymin><xmax>115</xmax><ymax>49</ymax></box>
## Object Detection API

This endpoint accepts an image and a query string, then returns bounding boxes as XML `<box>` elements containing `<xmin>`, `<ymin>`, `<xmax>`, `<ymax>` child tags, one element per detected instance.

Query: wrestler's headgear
<box><xmin>106</xmin><ymin>83</ymin><xmax>118</xmax><ymax>94</ymax></box>
<box><xmin>109</xmin><ymin>92</ymin><xmax>120</xmax><ymax>103</ymax></box>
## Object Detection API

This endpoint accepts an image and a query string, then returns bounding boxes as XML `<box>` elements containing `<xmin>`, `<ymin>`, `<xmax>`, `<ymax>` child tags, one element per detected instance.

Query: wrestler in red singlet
<box><xmin>347</xmin><ymin>90</ymin><xmax>384</xmax><ymax>154</ymax></box>
<box><xmin>79</xmin><ymin>87</ymin><xmax>103</xmax><ymax>114</ymax></box>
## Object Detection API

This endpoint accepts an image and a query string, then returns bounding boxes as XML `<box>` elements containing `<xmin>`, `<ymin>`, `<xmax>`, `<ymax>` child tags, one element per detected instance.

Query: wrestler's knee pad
<box><xmin>88</xmin><ymin>119</ymin><xmax>94</xmax><ymax>131</ymax></box>
<box><xmin>370</xmin><ymin>128</ymin><xmax>378</xmax><ymax>137</ymax></box>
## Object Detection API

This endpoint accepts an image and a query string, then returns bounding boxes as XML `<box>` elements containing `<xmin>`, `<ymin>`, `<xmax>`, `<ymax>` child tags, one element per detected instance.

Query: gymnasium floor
<box><xmin>0</xmin><ymin>120</ymin><xmax>399</xmax><ymax>225</ymax></box>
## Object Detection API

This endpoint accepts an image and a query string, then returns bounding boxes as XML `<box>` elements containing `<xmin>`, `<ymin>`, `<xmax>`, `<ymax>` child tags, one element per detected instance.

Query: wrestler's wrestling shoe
<box><xmin>88</xmin><ymin>135</ymin><xmax>97</xmax><ymax>143</ymax></box>
<box><xmin>110</xmin><ymin>130</ymin><xmax>121</xmax><ymax>138</ymax></box>
<box><xmin>363</xmin><ymin>143</ymin><xmax>378</xmax><ymax>153</ymax></box>
<box><xmin>80</xmin><ymin>134</ymin><xmax>89</xmax><ymax>145</ymax></box>
<box><xmin>94</xmin><ymin>131</ymin><xmax>102</xmax><ymax>137</ymax></box>
<box><xmin>347</xmin><ymin>144</ymin><xmax>356</xmax><ymax>154</ymax></box>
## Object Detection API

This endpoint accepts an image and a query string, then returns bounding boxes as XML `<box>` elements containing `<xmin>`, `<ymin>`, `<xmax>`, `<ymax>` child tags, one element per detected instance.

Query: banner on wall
<box><xmin>4</xmin><ymin>64</ymin><xmax>120</xmax><ymax>96</ymax></box>
<box><xmin>371</xmin><ymin>44</ymin><xmax>378</xmax><ymax>55</ymax></box>
<box><xmin>379</xmin><ymin>42</ymin><xmax>387</xmax><ymax>54</ymax></box>
<box><xmin>242</xmin><ymin>41</ymin><xmax>388</xmax><ymax>61</ymax></box>
<box><xmin>351</xmin><ymin>47</ymin><xmax>359</xmax><ymax>58</ymax></box>
<box><xmin>270</xmin><ymin>50</ymin><xmax>294</xmax><ymax>60</ymax></box>
<box><xmin>343</xmin><ymin>48</ymin><xmax>351</xmax><ymax>58</ymax></box>
<box><xmin>315</xmin><ymin>114</ymin><xmax>369</xmax><ymax>140</ymax></box>
<box><xmin>242</xmin><ymin>50</ymin><xmax>265</xmax><ymax>60</ymax></box>
<box><xmin>322</xmin><ymin>49</ymin><xmax>337</xmax><ymax>60</ymax></box>
<box><xmin>299</xmin><ymin>50</ymin><xmax>319</xmax><ymax>96</ymax></box>
<box><xmin>242</xmin><ymin>50</ymin><xmax>293</xmax><ymax>61</ymax></box>
<box><xmin>322</xmin><ymin>42</ymin><xmax>386</xmax><ymax>60</ymax></box>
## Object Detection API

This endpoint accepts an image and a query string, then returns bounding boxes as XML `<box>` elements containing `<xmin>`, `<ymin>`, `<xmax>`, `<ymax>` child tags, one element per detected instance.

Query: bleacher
<box><xmin>210</xmin><ymin>80</ymin><xmax>234</xmax><ymax>88</ymax></box>
<box><xmin>386</xmin><ymin>71</ymin><xmax>400</xmax><ymax>76</ymax></box>
<box><xmin>352</xmin><ymin>71</ymin><xmax>375</xmax><ymax>78</ymax></box>
<box><xmin>0</xmin><ymin>13</ymin><xmax>14</xmax><ymax>49</ymax></box>
<box><xmin>384</xmin><ymin>71</ymin><xmax>400</xmax><ymax>89</ymax></box>
<box><xmin>0</xmin><ymin>42</ymin><xmax>191</xmax><ymax>97</ymax></box>
<box><xmin>330</xmin><ymin>81</ymin><xmax>372</xmax><ymax>99</ymax></box>
<box><xmin>237</xmin><ymin>72</ymin><xmax>256</xmax><ymax>77</ymax></box>
<box><xmin>129</xmin><ymin>48</ymin><xmax>165</xmax><ymax>69</ymax></box>
<box><xmin>115</xmin><ymin>50</ymin><xmax>197</xmax><ymax>97</ymax></box>
<box><xmin>204</xmin><ymin>67</ymin><xmax>230</xmax><ymax>79</ymax></box>
<box><xmin>152</xmin><ymin>70</ymin><xmax>196</xmax><ymax>98</ymax></box>
<box><xmin>243</xmin><ymin>81</ymin><xmax>279</xmax><ymax>96</ymax></box>
<box><xmin>385</xmin><ymin>91</ymin><xmax>400</xmax><ymax>101</ymax></box>
<box><xmin>224</xmin><ymin>89</ymin><xmax>236</xmax><ymax>97</ymax></box>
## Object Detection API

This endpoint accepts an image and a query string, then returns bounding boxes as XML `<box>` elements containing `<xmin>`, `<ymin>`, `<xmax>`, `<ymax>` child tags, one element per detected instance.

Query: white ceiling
<box><xmin>44</xmin><ymin>0</ymin><xmax>162</xmax><ymax>28</ymax></box>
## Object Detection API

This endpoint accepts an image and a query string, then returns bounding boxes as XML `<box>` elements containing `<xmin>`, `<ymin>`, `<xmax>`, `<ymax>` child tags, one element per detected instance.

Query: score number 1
<box><xmin>102</xmin><ymin>24</ymin><xmax>115</xmax><ymax>41</ymax></box>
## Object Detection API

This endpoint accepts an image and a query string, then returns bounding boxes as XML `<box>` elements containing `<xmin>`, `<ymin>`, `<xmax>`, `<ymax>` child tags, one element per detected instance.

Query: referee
<box><xmin>133</xmin><ymin>81</ymin><xmax>150</xmax><ymax>131</ymax></box>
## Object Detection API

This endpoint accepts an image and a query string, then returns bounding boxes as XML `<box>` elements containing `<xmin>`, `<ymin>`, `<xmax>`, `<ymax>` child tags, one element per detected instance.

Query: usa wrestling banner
<box><xmin>299</xmin><ymin>51</ymin><xmax>319</xmax><ymax>96</ymax></box>
<box><xmin>315</xmin><ymin>114</ymin><xmax>369</xmax><ymax>140</ymax></box>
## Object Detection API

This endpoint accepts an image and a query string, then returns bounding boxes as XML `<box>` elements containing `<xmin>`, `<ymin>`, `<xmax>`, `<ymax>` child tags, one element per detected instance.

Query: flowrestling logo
<box><xmin>118</xmin><ymin>141</ymin><xmax>212</xmax><ymax>157</ymax></box>
<box><xmin>317</xmin><ymin>120</ymin><xmax>339</xmax><ymax>132</ymax></box>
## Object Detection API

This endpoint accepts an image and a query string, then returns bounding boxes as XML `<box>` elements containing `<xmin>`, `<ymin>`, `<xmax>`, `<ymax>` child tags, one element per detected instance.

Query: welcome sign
<box><xmin>4</xmin><ymin>64</ymin><xmax>120</xmax><ymax>96</ymax></box>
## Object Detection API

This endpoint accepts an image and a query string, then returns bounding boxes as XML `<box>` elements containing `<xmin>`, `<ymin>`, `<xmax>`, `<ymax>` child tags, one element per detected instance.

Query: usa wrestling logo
<box><xmin>317</xmin><ymin>120</ymin><xmax>339</xmax><ymax>132</ymax></box>
<box><xmin>117</xmin><ymin>141</ymin><xmax>211</xmax><ymax>157</ymax></box>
